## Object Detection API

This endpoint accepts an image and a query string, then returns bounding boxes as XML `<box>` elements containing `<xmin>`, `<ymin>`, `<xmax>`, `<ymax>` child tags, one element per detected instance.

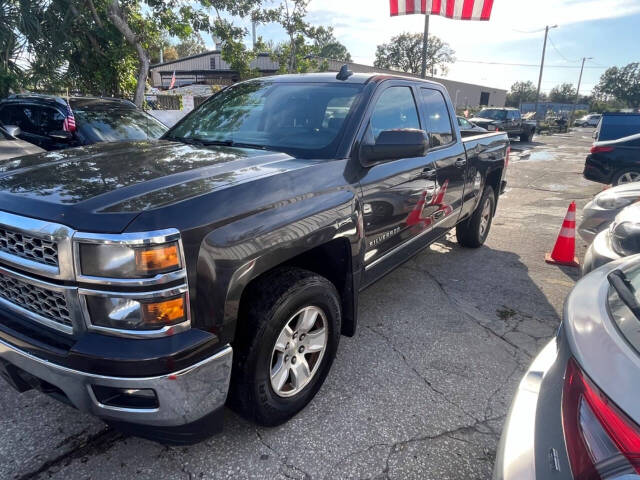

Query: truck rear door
<box><xmin>358</xmin><ymin>82</ymin><xmax>439</xmax><ymax>284</ymax></box>
<box><xmin>417</xmin><ymin>87</ymin><xmax>467</xmax><ymax>239</ymax></box>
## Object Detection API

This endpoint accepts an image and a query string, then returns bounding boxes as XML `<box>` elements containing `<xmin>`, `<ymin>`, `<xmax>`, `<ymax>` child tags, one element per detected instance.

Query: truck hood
<box><xmin>469</xmin><ymin>117</ymin><xmax>498</xmax><ymax>125</ymax></box>
<box><xmin>0</xmin><ymin>140</ymin><xmax>294</xmax><ymax>233</ymax></box>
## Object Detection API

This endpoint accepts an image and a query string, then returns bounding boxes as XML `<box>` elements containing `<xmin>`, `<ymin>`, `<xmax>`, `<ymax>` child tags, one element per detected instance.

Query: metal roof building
<box><xmin>149</xmin><ymin>51</ymin><xmax>506</xmax><ymax>108</ymax></box>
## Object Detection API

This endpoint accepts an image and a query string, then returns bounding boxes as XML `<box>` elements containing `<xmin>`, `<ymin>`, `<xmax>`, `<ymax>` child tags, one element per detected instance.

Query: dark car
<box><xmin>594</xmin><ymin>112</ymin><xmax>640</xmax><ymax>142</ymax></box>
<box><xmin>583</xmin><ymin>132</ymin><xmax>640</xmax><ymax>185</ymax></box>
<box><xmin>0</xmin><ymin>94</ymin><xmax>168</xmax><ymax>151</ymax></box>
<box><xmin>457</xmin><ymin>116</ymin><xmax>487</xmax><ymax>136</ymax></box>
<box><xmin>469</xmin><ymin>107</ymin><xmax>536</xmax><ymax>142</ymax></box>
<box><xmin>0</xmin><ymin>72</ymin><xmax>509</xmax><ymax>443</ymax></box>
<box><xmin>494</xmin><ymin>254</ymin><xmax>640</xmax><ymax>480</ymax></box>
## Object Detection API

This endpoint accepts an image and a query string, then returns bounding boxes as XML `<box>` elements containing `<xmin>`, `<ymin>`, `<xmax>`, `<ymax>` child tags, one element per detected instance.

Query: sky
<box><xmin>203</xmin><ymin>0</ymin><xmax>640</xmax><ymax>94</ymax></box>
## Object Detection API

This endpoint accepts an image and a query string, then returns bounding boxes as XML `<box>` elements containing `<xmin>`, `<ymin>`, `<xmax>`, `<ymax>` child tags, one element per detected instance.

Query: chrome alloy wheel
<box><xmin>479</xmin><ymin>197</ymin><xmax>492</xmax><ymax>237</ymax></box>
<box><xmin>270</xmin><ymin>306</ymin><xmax>328</xmax><ymax>398</ymax></box>
<box><xmin>618</xmin><ymin>171</ymin><xmax>640</xmax><ymax>184</ymax></box>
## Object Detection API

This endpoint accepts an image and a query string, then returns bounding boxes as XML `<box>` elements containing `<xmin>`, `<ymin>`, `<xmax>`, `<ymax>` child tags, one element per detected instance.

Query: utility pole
<box><xmin>570</xmin><ymin>56</ymin><xmax>592</xmax><ymax>126</ymax></box>
<box><xmin>252</xmin><ymin>21</ymin><xmax>257</xmax><ymax>50</ymax></box>
<box><xmin>420</xmin><ymin>14</ymin><xmax>430</xmax><ymax>78</ymax></box>
<box><xmin>534</xmin><ymin>25</ymin><xmax>557</xmax><ymax>122</ymax></box>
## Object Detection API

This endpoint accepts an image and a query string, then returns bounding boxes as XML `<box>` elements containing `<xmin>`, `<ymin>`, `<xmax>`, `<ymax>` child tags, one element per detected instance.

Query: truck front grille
<box><xmin>0</xmin><ymin>270</ymin><xmax>72</xmax><ymax>328</ymax></box>
<box><xmin>0</xmin><ymin>227</ymin><xmax>59</xmax><ymax>267</ymax></box>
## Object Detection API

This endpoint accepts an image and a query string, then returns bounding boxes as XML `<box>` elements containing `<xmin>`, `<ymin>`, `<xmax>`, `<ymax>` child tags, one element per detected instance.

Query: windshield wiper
<box><xmin>199</xmin><ymin>139</ymin><xmax>268</xmax><ymax>150</ymax></box>
<box><xmin>608</xmin><ymin>270</ymin><xmax>640</xmax><ymax>320</ymax></box>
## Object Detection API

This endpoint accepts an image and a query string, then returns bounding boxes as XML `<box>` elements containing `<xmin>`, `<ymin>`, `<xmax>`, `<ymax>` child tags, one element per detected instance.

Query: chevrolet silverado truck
<box><xmin>0</xmin><ymin>71</ymin><xmax>509</xmax><ymax>444</ymax></box>
<box><xmin>470</xmin><ymin>107</ymin><xmax>536</xmax><ymax>142</ymax></box>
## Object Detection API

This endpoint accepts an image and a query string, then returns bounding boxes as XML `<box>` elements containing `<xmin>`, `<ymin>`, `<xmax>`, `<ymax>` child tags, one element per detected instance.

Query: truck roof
<box><xmin>258</xmin><ymin>71</ymin><xmax>447</xmax><ymax>89</ymax></box>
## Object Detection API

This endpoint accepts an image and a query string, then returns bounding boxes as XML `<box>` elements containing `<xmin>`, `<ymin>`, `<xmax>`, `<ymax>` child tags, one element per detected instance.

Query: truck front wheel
<box><xmin>229</xmin><ymin>268</ymin><xmax>341</xmax><ymax>426</ymax></box>
<box><xmin>456</xmin><ymin>185</ymin><xmax>496</xmax><ymax>248</ymax></box>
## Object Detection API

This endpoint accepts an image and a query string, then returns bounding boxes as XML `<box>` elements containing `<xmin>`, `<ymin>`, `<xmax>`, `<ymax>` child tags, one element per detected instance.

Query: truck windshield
<box><xmin>165</xmin><ymin>80</ymin><xmax>364</xmax><ymax>159</ymax></box>
<box><xmin>476</xmin><ymin>109</ymin><xmax>507</xmax><ymax>120</ymax></box>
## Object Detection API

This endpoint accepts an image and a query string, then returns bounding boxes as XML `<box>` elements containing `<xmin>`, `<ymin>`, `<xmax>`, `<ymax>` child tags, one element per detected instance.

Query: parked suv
<box><xmin>0</xmin><ymin>94</ymin><xmax>168</xmax><ymax>151</ymax></box>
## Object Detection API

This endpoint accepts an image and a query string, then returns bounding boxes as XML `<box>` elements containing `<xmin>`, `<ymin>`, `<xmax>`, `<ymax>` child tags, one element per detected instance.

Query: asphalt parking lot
<box><xmin>0</xmin><ymin>128</ymin><xmax>604</xmax><ymax>480</ymax></box>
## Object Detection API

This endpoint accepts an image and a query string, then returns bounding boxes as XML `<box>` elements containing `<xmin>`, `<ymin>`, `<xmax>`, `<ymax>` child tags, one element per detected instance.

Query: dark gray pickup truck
<box><xmin>0</xmin><ymin>71</ymin><xmax>509</xmax><ymax>443</ymax></box>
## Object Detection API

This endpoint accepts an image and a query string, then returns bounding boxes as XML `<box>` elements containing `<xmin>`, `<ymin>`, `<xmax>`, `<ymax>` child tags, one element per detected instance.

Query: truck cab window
<box><xmin>421</xmin><ymin>89</ymin><xmax>454</xmax><ymax>147</ymax></box>
<box><xmin>369</xmin><ymin>86</ymin><xmax>421</xmax><ymax>141</ymax></box>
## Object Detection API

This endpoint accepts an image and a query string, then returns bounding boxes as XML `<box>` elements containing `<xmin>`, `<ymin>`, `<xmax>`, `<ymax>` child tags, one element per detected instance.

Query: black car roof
<box><xmin>1</xmin><ymin>94</ymin><xmax>136</xmax><ymax>111</ymax></box>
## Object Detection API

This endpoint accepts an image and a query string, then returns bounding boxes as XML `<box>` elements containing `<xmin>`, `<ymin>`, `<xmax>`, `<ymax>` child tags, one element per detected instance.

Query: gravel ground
<box><xmin>0</xmin><ymin>128</ymin><xmax>603</xmax><ymax>480</ymax></box>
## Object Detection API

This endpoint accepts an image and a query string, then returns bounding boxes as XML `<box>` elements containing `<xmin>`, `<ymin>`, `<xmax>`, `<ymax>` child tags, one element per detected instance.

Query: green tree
<box><xmin>260</xmin><ymin>0</ymin><xmax>311</xmax><ymax>73</ymax></box>
<box><xmin>175</xmin><ymin>32</ymin><xmax>207</xmax><ymax>58</ymax></box>
<box><xmin>548</xmin><ymin>83</ymin><xmax>576</xmax><ymax>104</ymax></box>
<box><xmin>374</xmin><ymin>32</ymin><xmax>455</xmax><ymax>76</ymax></box>
<box><xmin>308</xmin><ymin>26</ymin><xmax>351</xmax><ymax>62</ymax></box>
<box><xmin>0</xmin><ymin>0</ymin><xmax>26</xmax><ymax>96</ymax></box>
<box><xmin>594</xmin><ymin>62</ymin><xmax>640</xmax><ymax>109</ymax></box>
<box><xmin>505</xmin><ymin>81</ymin><xmax>537</xmax><ymax>107</ymax></box>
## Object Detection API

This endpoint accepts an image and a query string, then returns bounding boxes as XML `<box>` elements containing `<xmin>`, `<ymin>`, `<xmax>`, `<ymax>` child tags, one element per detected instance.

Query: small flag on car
<box><xmin>63</xmin><ymin>103</ymin><xmax>76</xmax><ymax>132</ymax></box>
<box><xmin>389</xmin><ymin>0</ymin><xmax>494</xmax><ymax>20</ymax></box>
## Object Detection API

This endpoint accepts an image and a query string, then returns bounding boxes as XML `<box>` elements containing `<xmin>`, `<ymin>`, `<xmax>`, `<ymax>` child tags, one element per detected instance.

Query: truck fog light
<box><xmin>92</xmin><ymin>385</ymin><xmax>159</xmax><ymax>409</ymax></box>
<box><xmin>84</xmin><ymin>293</ymin><xmax>188</xmax><ymax>331</ymax></box>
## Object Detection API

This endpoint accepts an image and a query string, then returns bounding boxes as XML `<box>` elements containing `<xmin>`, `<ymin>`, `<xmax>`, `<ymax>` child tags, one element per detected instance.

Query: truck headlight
<box><xmin>79</xmin><ymin>242</ymin><xmax>182</xmax><ymax>278</ymax></box>
<box><xmin>487</xmin><ymin>124</ymin><xmax>496</xmax><ymax>131</ymax></box>
<box><xmin>611</xmin><ymin>222</ymin><xmax>640</xmax><ymax>256</ymax></box>
<box><xmin>82</xmin><ymin>288</ymin><xmax>189</xmax><ymax>333</ymax></box>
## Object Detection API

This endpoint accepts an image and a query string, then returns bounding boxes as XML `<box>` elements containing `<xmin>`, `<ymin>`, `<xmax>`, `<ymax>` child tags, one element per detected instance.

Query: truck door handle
<box><xmin>454</xmin><ymin>158</ymin><xmax>467</xmax><ymax>168</ymax></box>
<box><xmin>420</xmin><ymin>167</ymin><xmax>437</xmax><ymax>180</ymax></box>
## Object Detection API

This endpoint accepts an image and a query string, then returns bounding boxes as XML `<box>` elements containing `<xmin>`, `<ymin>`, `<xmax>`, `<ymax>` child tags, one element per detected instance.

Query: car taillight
<box><xmin>505</xmin><ymin>146</ymin><xmax>511</xmax><ymax>168</ymax></box>
<box><xmin>562</xmin><ymin>358</ymin><xmax>640</xmax><ymax>479</ymax></box>
<box><xmin>590</xmin><ymin>145</ymin><xmax>615</xmax><ymax>154</ymax></box>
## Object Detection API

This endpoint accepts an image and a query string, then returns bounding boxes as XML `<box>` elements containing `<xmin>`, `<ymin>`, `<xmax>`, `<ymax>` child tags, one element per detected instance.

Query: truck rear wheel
<box><xmin>229</xmin><ymin>268</ymin><xmax>341</xmax><ymax>426</ymax></box>
<box><xmin>520</xmin><ymin>131</ymin><xmax>532</xmax><ymax>142</ymax></box>
<box><xmin>456</xmin><ymin>185</ymin><xmax>495</xmax><ymax>248</ymax></box>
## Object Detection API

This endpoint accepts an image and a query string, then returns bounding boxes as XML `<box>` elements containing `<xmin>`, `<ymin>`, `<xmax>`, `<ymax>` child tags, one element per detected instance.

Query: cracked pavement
<box><xmin>0</xmin><ymin>129</ymin><xmax>602</xmax><ymax>479</ymax></box>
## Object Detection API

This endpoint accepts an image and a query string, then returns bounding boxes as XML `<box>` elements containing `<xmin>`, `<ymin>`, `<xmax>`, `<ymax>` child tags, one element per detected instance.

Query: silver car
<box><xmin>494</xmin><ymin>254</ymin><xmax>640</xmax><ymax>480</ymax></box>
<box><xmin>583</xmin><ymin>202</ymin><xmax>640</xmax><ymax>275</ymax></box>
<box><xmin>0</xmin><ymin>126</ymin><xmax>43</xmax><ymax>161</ymax></box>
<box><xmin>579</xmin><ymin>183</ymin><xmax>640</xmax><ymax>244</ymax></box>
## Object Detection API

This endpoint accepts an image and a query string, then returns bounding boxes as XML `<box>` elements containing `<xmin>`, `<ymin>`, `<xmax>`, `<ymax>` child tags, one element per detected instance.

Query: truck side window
<box><xmin>421</xmin><ymin>89</ymin><xmax>454</xmax><ymax>147</ymax></box>
<box><xmin>369</xmin><ymin>87</ymin><xmax>421</xmax><ymax>141</ymax></box>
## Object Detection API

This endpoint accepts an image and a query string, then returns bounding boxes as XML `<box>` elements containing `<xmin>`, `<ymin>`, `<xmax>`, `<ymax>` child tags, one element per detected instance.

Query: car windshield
<box><xmin>166</xmin><ymin>80</ymin><xmax>364</xmax><ymax>159</ymax></box>
<box><xmin>608</xmin><ymin>261</ymin><xmax>640</xmax><ymax>351</ymax></box>
<box><xmin>476</xmin><ymin>109</ymin><xmax>507</xmax><ymax>120</ymax></box>
<box><xmin>74</xmin><ymin>108</ymin><xmax>168</xmax><ymax>142</ymax></box>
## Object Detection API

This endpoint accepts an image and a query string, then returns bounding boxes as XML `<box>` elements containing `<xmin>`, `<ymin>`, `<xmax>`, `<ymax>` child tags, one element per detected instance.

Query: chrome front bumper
<box><xmin>0</xmin><ymin>338</ymin><xmax>232</xmax><ymax>427</ymax></box>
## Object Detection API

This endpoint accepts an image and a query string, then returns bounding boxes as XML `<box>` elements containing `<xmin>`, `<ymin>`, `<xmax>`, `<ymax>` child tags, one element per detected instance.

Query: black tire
<box><xmin>229</xmin><ymin>267</ymin><xmax>341</xmax><ymax>426</ymax></box>
<box><xmin>456</xmin><ymin>185</ymin><xmax>496</xmax><ymax>248</ymax></box>
<box><xmin>612</xmin><ymin>168</ymin><xmax>640</xmax><ymax>186</ymax></box>
<box><xmin>520</xmin><ymin>131</ymin><xmax>531</xmax><ymax>142</ymax></box>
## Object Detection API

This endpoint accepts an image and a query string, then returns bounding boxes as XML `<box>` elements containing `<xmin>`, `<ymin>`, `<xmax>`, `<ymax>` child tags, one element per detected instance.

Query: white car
<box><xmin>574</xmin><ymin>113</ymin><xmax>601</xmax><ymax>127</ymax></box>
<box><xmin>0</xmin><ymin>125</ymin><xmax>44</xmax><ymax>161</ymax></box>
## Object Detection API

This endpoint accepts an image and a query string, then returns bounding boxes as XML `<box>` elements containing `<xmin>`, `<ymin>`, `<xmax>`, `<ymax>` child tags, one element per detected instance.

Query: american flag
<box><xmin>169</xmin><ymin>71</ymin><xmax>176</xmax><ymax>89</ymax></box>
<box><xmin>390</xmin><ymin>0</ymin><xmax>494</xmax><ymax>20</ymax></box>
<box><xmin>62</xmin><ymin>103</ymin><xmax>76</xmax><ymax>132</ymax></box>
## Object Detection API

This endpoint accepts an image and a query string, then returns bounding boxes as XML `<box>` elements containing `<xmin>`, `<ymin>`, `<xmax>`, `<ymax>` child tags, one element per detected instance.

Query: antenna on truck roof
<box><xmin>336</xmin><ymin>64</ymin><xmax>353</xmax><ymax>81</ymax></box>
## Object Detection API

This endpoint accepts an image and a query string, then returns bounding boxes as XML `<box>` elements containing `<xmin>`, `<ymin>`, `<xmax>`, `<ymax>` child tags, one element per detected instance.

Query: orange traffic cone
<box><xmin>545</xmin><ymin>202</ymin><xmax>579</xmax><ymax>267</ymax></box>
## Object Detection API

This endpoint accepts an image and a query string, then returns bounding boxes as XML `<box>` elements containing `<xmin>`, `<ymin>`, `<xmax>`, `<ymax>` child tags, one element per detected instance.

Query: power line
<box><xmin>455</xmin><ymin>59</ymin><xmax>608</xmax><ymax>69</ymax></box>
<box><xmin>547</xmin><ymin>34</ymin><xmax>577</xmax><ymax>63</ymax></box>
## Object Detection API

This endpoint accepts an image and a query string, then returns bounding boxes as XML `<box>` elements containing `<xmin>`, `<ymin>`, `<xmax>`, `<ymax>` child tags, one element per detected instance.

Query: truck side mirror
<box><xmin>4</xmin><ymin>125</ymin><xmax>21</xmax><ymax>138</ymax></box>
<box><xmin>359</xmin><ymin>128</ymin><xmax>430</xmax><ymax>167</ymax></box>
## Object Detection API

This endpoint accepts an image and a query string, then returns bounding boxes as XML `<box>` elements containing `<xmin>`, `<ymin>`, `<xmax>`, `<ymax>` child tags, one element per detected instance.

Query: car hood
<box><xmin>0</xmin><ymin>138</ymin><xmax>44</xmax><ymax>161</ymax></box>
<box><xmin>613</xmin><ymin>202</ymin><xmax>640</xmax><ymax>226</ymax></box>
<box><xmin>0</xmin><ymin>140</ymin><xmax>295</xmax><ymax>232</ymax></box>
